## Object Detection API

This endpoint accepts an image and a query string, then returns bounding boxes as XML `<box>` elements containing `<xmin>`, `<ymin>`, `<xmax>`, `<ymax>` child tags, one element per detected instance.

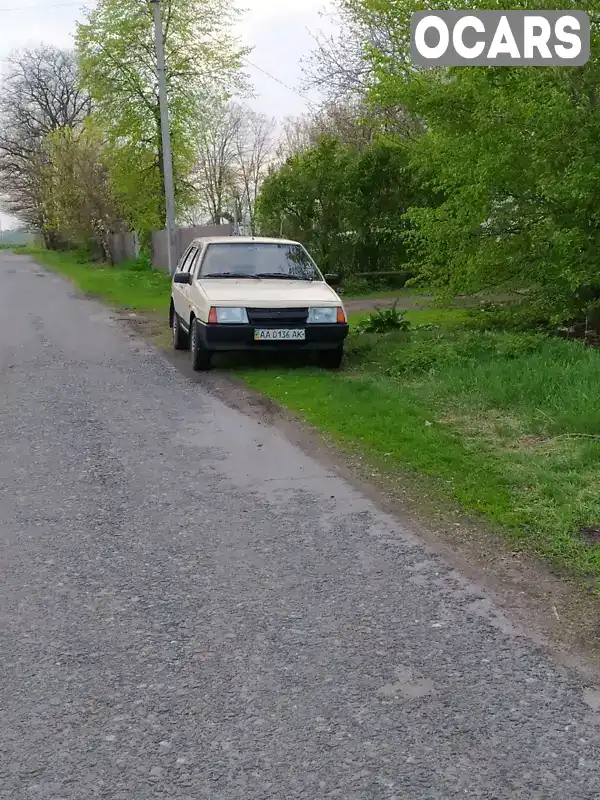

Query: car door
<box><xmin>172</xmin><ymin>246</ymin><xmax>195</xmax><ymax>320</ymax></box>
<box><xmin>181</xmin><ymin>246</ymin><xmax>202</xmax><ymax>321</ymax></box>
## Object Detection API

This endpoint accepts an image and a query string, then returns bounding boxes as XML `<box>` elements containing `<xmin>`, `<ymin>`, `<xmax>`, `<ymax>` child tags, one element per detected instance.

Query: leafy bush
<box><xmin>356</xmin><ymin>303</ymin><xmax>411</xmax><ymax>334</ymax></box>
<box><xmin>493</xmin><ymin>332</ymin><xmax>549</xmax><ymax>360</ymax></box>
<box><xmin>342</xmin><ymin>275</ymin><xmax>371</xmax><ymax>295</ymax></box>
<box><xmin>118</xmin><ymin>253</ymin><xmax>152</xmax><ymax>271</ymax></box>
<box><xmin>468</xmin><ymin>300</ymin><xmax>554</xmax><ymax>332</ymax></box>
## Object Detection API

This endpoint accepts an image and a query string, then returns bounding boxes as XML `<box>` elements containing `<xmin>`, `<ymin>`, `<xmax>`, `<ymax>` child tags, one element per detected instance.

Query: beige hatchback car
<box><xmin>169</xmin><ymin>236</ymin><xmax>349</xmax><ymax>370</ymax></box>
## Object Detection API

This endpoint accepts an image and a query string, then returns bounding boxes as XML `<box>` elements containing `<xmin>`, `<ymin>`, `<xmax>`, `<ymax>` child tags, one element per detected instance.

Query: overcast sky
<box><xmin>0</xmin><ymin>0</ymin><xmax>337</xmax><ymax>229</ymax></box>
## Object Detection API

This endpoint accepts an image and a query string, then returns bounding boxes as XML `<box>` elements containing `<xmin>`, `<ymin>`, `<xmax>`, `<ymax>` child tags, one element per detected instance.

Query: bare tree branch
<box><xmin>0</xmin><ymin>46</ymin><xmax>90</xmax><ymax>237</ymax></box>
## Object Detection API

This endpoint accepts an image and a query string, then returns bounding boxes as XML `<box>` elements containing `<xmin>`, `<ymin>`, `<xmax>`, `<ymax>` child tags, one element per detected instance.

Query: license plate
<box><xmin>254</xmin><ymin>328</ymin><xmax>305</xmax><ymax>341</ymax></box>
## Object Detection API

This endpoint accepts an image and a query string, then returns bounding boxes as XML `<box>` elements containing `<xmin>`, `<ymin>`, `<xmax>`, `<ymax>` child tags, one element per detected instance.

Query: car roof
<box><xmin>190</xmin><ymin>236</ymin><xmax>301</xmax><ymax>247</ymax></box>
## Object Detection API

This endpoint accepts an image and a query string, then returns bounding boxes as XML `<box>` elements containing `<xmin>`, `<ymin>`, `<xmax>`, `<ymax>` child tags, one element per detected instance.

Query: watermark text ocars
<box><xmin>410</xmin><ymin>11</ymin><xmax>590</xmax><ymax>66</ymax></box>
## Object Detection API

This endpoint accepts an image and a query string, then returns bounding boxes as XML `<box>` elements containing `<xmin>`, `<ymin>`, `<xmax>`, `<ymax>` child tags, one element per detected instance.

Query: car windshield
<box><xmin>200</xmin><ymin>242</ymin><xmax>321</xmax><ymax>281</ymax></box>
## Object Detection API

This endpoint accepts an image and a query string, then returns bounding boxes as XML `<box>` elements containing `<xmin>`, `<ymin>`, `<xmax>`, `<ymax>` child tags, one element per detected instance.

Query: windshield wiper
<box><xmin>201</xmin><ymin>272</ymin><xmax>259</xmax><ymax>279</ymax></box>
<box><xmin>253</xmin><ymin>273</ymin><xmax>313</xmax><ymax>281</ymax></box>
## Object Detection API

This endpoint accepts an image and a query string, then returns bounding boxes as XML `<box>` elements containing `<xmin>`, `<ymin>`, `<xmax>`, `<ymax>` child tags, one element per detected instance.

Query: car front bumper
<box><xmin>196</xmin><ymin>321</ymin><xmax>349</xmax><ymax>351</ymax></box>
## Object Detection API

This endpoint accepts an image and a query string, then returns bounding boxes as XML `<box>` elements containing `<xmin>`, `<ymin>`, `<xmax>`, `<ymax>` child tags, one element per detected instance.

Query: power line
<box><xmin>0</xmin><ymin>0</ymin><xmax>317</xmax><ymax>109</ymax></box>
<box><xmin>0</xmin><ymin>1</ymin><xmax>90</xmax><ymax>12</ymax></box>
<box><xmin>241</xmin><ymin>55</ymin><xmax>317</xmax><ymax>108</ymax></box>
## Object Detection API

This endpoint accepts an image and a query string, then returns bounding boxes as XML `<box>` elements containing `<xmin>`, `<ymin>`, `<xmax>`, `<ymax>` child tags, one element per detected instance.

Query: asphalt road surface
<box><xmin>3</xmin><ymin>251</ymin><xmax>600</xmax><ymax>800</ymax></box>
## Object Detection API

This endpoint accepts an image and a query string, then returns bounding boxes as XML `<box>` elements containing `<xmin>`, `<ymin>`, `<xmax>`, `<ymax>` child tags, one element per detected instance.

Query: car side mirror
<box><xmin>173</xmin><ymin>272</ymin><xmax>192</xmax><ymax>284</ymax></box>
<box><xmin>324</xmin><ymin>273</ymin><xmax>342</xmax><ymax>287</ymax></box>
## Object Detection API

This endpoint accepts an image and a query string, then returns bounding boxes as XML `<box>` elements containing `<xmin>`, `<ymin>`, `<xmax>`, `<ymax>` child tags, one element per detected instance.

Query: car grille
<box><xmin>246</xmin><ymin>307</ymin><xmax>308</xmax><ymax>326</ymax></box>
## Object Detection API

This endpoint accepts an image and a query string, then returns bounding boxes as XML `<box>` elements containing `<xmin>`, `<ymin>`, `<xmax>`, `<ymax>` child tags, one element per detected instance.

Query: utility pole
<box><xmin>233</xmin><ymin>194</ymin><xmax>240</xmax><ymax>235</ymax></box>
<box><xmin>151</xmin><ymin>0</ymin><xmax>177</xmax><ymax>275</ymax></box>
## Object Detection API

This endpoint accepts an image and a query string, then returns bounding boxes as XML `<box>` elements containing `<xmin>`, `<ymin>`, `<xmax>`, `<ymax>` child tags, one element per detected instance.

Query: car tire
<box><xmin>319</xmin><ymin>345</ymin><xmax>344</xmax><ymax>369</ymax></box>
<box><xmin>190</xmin><ymin>319</ymin><xmax>213</xmax><ymax>371</ymax></box>
<box><xmin>172</xmin><ymin>312</ymin><xmax>189</xmax><ymax>350</ymax></box>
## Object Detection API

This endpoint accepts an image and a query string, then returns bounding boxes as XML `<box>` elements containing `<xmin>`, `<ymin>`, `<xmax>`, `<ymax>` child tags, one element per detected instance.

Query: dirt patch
<box><xmin>116</xmin><ymin>309</ymin><xmax>171</xmax><ymax>349</ymax></box>
<box><xmin>439</xmin><ymin>410</ymin><xmax>523</xmax><ymax>448</ymax></box>
<box><xmin>579</xmin><ymin>526</ymin><xmax>600</xmax><ymax>546</ymax></box>
<box><xmin>119</xmin><ymin>306</ymin><xmax>600</xmax><ymax>678</ymax></box>
<box><xmin>506</xmin><ymin>434</ymin><xmax>548</xmax><ymax>451</ymax></box>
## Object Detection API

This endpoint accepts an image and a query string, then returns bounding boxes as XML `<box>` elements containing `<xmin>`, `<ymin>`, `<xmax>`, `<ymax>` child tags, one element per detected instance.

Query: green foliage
<box><xmin>256</xmin><ymin>134</ymin><xmax>431</xmax><ymax>276</ymax></box>
<box><xmin>43</xmin><ymin>122</ymin><xmax>124</xmax><ymax>257</ymax></box>
<box><xmin>355</xmin><ymin>0</ymin><xmax>600</xmax><ymax>323</ymax></box>
<box><xmin>76</xmin><ymin>0</ymin><xmax>248</xmax><ymax>235</ymax></box>
<box><xmin>256</xmin><ymin>136</ymin><xmax>354</xmax><ymax>272</ymax></box>
<box><xmin>355</xmin><ymin>303</ymin><xmax>410</xmax><ymax>334</ymax></box>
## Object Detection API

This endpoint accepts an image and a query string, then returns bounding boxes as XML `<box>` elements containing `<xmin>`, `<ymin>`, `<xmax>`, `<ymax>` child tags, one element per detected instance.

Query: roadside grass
<box><xmin>348</xmin><ymin>308</ymin><xmax>473</xmax><ymax>329</ymax></box>
<box><xmin>18</xmin><ymin>246</ymin><xmax>600</xmax><ymax>579</ymax></box>
<box><xmin>16</xmin><ymin>246</ymin><xmax>171</xmax><ymax>313</ymax></box>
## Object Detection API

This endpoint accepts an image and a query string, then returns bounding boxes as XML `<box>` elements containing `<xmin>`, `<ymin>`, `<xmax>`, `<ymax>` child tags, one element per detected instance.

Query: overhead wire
<box><xmin>0</xmin><ymin>1</ymin><xmax>91</xmax><ymax>11</ymax></box>
<box><xmin>0</xmin><ymin>0</ymin><xmax>318</xmax><ymax>109</ymax></box>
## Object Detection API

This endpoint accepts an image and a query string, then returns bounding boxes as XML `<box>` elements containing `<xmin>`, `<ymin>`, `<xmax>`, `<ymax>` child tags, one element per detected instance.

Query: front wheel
<box><xmin>319</xmin><ymin>345</ymin><xmax>344</xmax><ymax>369</ymax></box>
<box><xmin>190</xmin><ymin>319</ymin><xmax>213</xmax><ymax>371</ymax></box>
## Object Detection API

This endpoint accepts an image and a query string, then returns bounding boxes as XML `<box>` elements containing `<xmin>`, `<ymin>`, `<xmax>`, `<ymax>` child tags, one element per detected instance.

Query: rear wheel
<box><xmin>190</xmin><ymin>319</ymin><xmax>213</xmax><ymax>371</ymax></box>
<box><xmin>172</xmin><ymin>311</ymin><xmax>189</xmax><ymax>350</ymax></box>
<box><xmin>319</xmin><ymin>345</ymin><xmax>344</xmax><ymax>369</ymax></box>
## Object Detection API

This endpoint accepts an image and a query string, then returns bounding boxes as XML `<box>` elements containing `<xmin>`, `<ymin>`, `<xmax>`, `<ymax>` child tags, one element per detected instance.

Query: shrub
<box><xmin>356</xmin><ymin>303</ymin><xmax>411</xmax><ymax>335</ymax></box>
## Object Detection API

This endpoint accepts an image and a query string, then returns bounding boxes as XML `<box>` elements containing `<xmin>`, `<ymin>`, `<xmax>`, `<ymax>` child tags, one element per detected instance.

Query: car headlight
<box><xmin>308</xmin><ymin>307</ymin><xmax>338</xmax><ymax>324</ymax></box>
<box><xmin>214</xmin><ymin>307</ymin><xmax>249</xmax><ymax>324</ymax></box>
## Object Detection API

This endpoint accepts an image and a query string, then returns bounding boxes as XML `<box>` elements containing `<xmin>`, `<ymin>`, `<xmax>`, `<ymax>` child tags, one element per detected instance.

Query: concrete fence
<box><xmin>107</xmin><ymin>231</ymin><xmax>138</xmax><ymax>264</ymax></box>
<box><xmin>151</xmin><ymin>224</ymin><xmax>234</xmax><ymax>271</ymax></box>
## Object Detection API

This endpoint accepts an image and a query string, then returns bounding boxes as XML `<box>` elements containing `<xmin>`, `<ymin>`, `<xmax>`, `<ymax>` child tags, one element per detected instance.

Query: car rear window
<box><xmin>200</xmin><ymin>242</ymin><xmax>321</xmax><ymax>281</ymax></box>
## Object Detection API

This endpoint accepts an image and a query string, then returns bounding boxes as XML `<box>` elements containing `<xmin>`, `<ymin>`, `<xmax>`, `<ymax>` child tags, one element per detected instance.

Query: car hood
<box><xmin>198</xmin><ymin>278</ymin><xmax>343</xmax><ymax>307</ymax></box>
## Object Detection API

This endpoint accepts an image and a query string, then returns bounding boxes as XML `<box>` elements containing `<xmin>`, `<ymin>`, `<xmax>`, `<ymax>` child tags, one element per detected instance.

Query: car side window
<box><xmin>188</xmin><ymin>247</ymin><xmax>203</xmax><ymax>278</ymax></box>
<box><xmin>185</xmin><ymin>248</ymin><xmax>199</xmax><ymax>273</ymax></box>
<box><xmin>175</xmin><ymin>250</ymin><xmax>189</xmax><ymax>272</ymax></box>
<box><xmin>176</xmin><ymin>247</ymin><xmax>192</xmax><ymax>273</ymax></box>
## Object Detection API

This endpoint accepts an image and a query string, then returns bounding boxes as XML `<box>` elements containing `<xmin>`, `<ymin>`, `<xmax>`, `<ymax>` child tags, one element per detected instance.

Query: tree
<box><xmin>44</xmin><ymin>122</ymin><xmax>125</xmax><ymax>259</ymax></box>
<box><xmin>191</xmin><ymin>101</ymin><xmax>275</xmax><ymax>231</ymax></box>
<box><xmin>303</xmin><ymin>0</ymin><xmax>420</xmax><ymax>139</ymax></box>
<box><xmin>194</xmin><ymin>101</ymin><xmax>244</xmax><ymax>225</ymax></box>
<box><xmin>274</xmin><ymin>102</ymin><xmax>368</xmax><ymax>166</ymax></box>
<box><xmin>357</xmin><ymin>0</ymin><xmax>600</xmax><ymax>321</ymax></box>
<box><xmin>257</xmin><ymin>134</ymin><xmax>429</xmax><ymax>276</ymax></box>
<box><xmin>76</xmin><ymin>0</ymin><xmax>249</xmax><ymax>238</ymax></box>
<box><xmin>275</xmin><ymin>115</ymin><xmax>315</xmax><ymax>161</ymax></box>
<box><xmin>303</xmin><ymin>0</ymin><xmax>402</xmax><ymax>101</ymax></box>
<box><xmin>234</xmin><ymin>108</ymin><xmax>276</xmax><ymax>234</ymax></box>
<box><xmin>0</xmin><ymin>46</ymin><xmax>90</xmax><ymax>246</ymax></box>
<box><xmin>274</xmin><ymin>96</ymin><xmax>417</xmax><ymax>171</ymax></box>
<box><xmin>257</xmin><ymin>137</ymin><xmax>354</xmax><ymax>271</ymax></box>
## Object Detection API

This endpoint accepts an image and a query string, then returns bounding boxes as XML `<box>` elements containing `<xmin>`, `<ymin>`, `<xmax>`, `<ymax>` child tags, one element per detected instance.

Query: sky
<box><xmin>0</xmin><ymin>0</ymin><xmax>337</xmax><ymax>229</ymax></box>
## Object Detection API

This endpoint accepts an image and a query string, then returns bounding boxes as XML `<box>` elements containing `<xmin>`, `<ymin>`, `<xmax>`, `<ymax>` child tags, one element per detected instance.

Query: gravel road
<box><xmin>2</xmin><ymin>251</ymin><xmax>600</xmax><ymax>799</ymax></box>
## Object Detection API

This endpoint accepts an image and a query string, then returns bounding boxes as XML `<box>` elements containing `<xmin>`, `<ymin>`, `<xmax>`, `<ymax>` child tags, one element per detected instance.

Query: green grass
<box><xmin>348</xmin><ymin>308</ymin><xmax>472</xmax><ymax>329</ymax></box>
<box><xmin>18</xmin><ymin>246</ymin><xmax>171</xmax><ymax>313</ymax></box>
